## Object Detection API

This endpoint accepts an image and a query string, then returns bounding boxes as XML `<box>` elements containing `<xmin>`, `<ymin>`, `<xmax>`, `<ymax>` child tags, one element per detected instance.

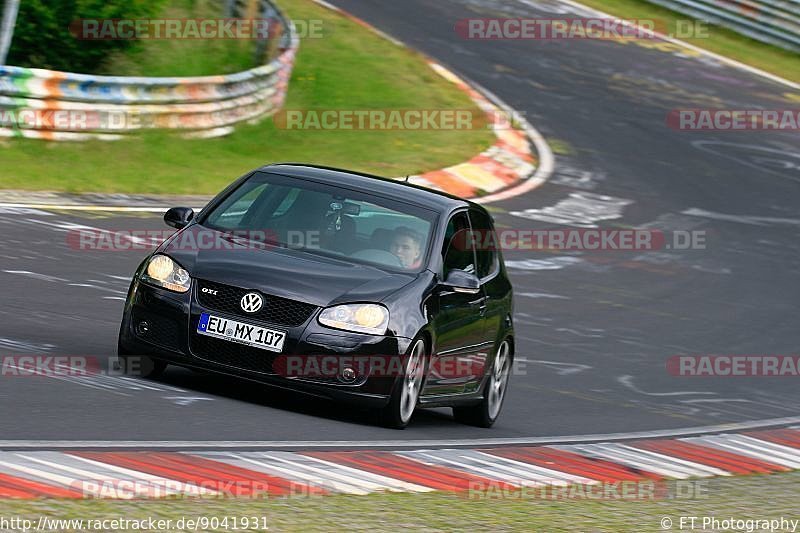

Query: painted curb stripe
<box><xmin>72</xmin><ymin>452</ymin><xmax>287</xmax><ymax>497</ymax></box>
<box><xmin>0</xmin><ymin>472</ymin><xmax>81</xmax><ymax>499</ymax></box>
<box><xmin>303</xmin><ymin>451</ymin><xmax>509</xmax><ymax>492</ymax></box>
<box><xmin>399</xmin><ymin>449</ymin><xmax>579</xmax><ymax>486</ymax></box>
<box><xmin>482</xmin><ymin>446</ymin><xmax>659</xmax><ymax>482</ymax></box>
<box><xmin>296</xmin><ymin>453</ymin><xmax>433</xmax><ymax>493</ymax></box>
<box><xmin>203</xmin><ymin>452</ymin><xmax>372</xmax><ymax>495</ymax></box>
<box><xmin>631</xmin><ymin>439</ymin><xmax>787</xmax><ymax>474</ymax></box>
<box><xmin>685</xmin><ymin>435</ymin><xmax>800</xmax><ymax>469</ymax></box>
<box><xmin>0</xmin><ymin>429</ymin><xmax>797</xmax><ymax>499</ymax></box>
<box><xmin>558</xmin><ymin>444</ymin><xmax>724</xmax><ymax>479</ymax></box>
<box><xmin>193</xmin><ymin>452</ymin><xmax>353</xmax><ymax>494</ymax></box>
<box><xmin>242</xmin><ymin>451</ymin><xmax>416</xmax><ymax>493</ymax></box>
<box><xmin>746</xmin><ymin>429</ymin><xmax>800</xmax><ymax>449</ymax></box>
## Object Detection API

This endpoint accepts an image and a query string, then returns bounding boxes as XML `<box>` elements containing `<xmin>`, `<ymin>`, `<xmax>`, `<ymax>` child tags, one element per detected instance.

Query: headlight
<box><xmin>318</xmin><ymin>303</ymin><xmax>389</xmax><ymax>335</ymax></box>
<box><xmin>141</xmin><ymin>254</ymin><xmax>191</xmax><ymax>293</ymax></box>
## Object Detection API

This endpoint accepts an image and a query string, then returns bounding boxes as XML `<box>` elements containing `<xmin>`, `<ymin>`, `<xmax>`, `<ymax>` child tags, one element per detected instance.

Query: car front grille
<box><xmin>196</xmin><ymin>279</ymin><xmax>318</xmax><ymax>327</ymax></box>
<box><xmin>190</xmin><ymin>333</ymin><xmax>276</xmax><ymax>374</ymax></box>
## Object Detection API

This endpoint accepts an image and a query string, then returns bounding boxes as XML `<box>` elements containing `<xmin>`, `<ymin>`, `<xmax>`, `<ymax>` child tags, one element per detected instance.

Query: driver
<box><xmin>390</xmin><ymin>226</ymin><xmax>423</xmax><ymax>269</ymax></box>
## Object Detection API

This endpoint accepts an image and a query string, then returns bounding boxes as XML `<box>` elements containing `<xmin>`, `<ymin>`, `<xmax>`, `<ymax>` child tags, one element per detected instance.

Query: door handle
<box><xmin>469</xmin><ymin>297</ymin><xmax>488</xmax><ymax>315</ymax></box>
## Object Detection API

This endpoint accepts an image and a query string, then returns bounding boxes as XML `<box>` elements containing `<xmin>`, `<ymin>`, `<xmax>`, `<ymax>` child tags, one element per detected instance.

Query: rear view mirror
<box><xmin>343</xmin><ymin>202</ymin><xmax>361</xmax><ymax>215</ymax></box>
<box><xmin>164</xmin><ymin>207</ymin><xmax>195</xmax><ymax>229</ymax></box>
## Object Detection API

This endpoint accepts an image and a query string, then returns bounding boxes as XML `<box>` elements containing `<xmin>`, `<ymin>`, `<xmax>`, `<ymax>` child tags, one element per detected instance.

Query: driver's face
<box><xmin>390</xmin><ymin>236</ymin><xmax>421</xmax><ymax>268</ymax></box>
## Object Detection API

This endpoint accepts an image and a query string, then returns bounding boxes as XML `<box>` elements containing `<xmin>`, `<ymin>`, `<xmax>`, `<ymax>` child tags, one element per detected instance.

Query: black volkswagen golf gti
<box><xmin>119</xmin><ymin>164</ymin><xmax>514</xmax><ymax>428</ymax></box>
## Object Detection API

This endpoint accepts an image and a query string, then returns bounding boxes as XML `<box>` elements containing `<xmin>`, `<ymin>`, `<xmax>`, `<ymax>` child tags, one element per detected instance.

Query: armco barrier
<box><xmin>645</xmin><ymin>0</ymin><xmax>800</xmax><ymax>52</ymax></box>
<box><xmin>0</xmin><ymin>0</ymin><xmax>298</xmax><ymax>141</ymax></box>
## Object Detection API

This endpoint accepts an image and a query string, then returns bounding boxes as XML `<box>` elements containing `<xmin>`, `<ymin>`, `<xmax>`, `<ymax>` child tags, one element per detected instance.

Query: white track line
<box><xmin>2</xmin><ymin>417</ymin><xmax>800</xmax><ymax>449</ymax></box>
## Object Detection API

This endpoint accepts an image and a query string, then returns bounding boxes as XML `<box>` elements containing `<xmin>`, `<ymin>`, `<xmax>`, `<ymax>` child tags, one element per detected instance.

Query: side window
<box><xmin>442</xmin><ymin>212</ymin><xmax>475</xmax><ymax>276</ymax></box>
<box><xmin>469</xmin><ymin>208</ymin><xmax>498</xmax><ymax>279</ymax></box>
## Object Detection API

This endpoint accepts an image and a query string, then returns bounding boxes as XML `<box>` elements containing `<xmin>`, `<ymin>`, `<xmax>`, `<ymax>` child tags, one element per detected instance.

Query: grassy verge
<box><xmin>0</xmin><ymin>0</ymin><xmax>493</xmax><ymax>194</ymax></box>
<box><xmin>0</xmin><ymin>472</ymin><xmax>798</xmax><ymax>531</ymax></box>
<box><xmin>101</xmin><ymin>0</ymin><xmax>255</xmax><ymax>77</ymax></box>
<box><xmin>577</xmin><ymin>0</ymin><xmax>800</xmax><ymax>84</ymax></box>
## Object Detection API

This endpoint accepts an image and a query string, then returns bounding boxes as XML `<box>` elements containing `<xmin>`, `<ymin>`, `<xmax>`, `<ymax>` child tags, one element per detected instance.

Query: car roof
<box><xmin>258</xmin><ymin>163</ymin><xmax>479</xmax><ymax>214</ymax></box>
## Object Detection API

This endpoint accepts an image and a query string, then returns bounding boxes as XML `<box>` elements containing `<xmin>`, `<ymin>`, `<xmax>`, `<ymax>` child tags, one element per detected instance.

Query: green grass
<box><xmin>0</xmin><ymin>472</ymin><xmax>798</xmax><ymax>531</ymax></box>
<box><xmin>0</xmin><ymin>0</ymin><xmax>493</xmax><ymax>194</ymax></box>
<box><xmin>577</xmin><ymin>0</ymin><xmax>800</xmax><ymax>84</ymax></box>
<box><xmin>100</xmin><ymin>0</ymin><xmax>255</xmax><ymax>77</ymax></box>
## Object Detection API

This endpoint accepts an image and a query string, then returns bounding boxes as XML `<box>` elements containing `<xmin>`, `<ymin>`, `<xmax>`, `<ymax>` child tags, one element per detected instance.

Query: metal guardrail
<box><xmin>0</xmin><ymin>0</ymin><xmax>298</xmax><ymax>140</ymax></box>
<box><xmin>645</xmin><ymin>0</ymin><xmax>800</xmax><ymax>52</ymax></box>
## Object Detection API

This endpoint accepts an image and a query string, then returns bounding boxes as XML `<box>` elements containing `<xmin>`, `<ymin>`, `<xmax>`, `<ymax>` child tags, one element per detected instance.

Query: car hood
<box><xmin>160</xmin><ymin>225</ymin><xmax>416</xmax><ymax>307</ymax></box>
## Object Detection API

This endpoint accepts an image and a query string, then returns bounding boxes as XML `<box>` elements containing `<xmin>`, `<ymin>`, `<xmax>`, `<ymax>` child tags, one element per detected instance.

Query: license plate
<box><xmin>197</xmin><ymin>313</ymin><xmax>286</xmax><ymax>353</ymax></box>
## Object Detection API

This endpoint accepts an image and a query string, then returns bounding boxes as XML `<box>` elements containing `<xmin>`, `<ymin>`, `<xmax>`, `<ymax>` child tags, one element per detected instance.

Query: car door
<box><xmin>468</xmin><ymin>208</ymin><xmax>509</xmax><ymax>390</ymax></box>
<box><xmin>422</xmin><ymin>211</ymin><xmax>489</xmax><ymax>396</ymax></box>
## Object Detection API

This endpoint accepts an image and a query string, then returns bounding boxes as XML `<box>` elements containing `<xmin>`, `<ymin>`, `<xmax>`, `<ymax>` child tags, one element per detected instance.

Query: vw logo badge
<box><xmin>240</xmin><ymin>292</ymin><xmax>264</xmax><ymax>313</ymax></box>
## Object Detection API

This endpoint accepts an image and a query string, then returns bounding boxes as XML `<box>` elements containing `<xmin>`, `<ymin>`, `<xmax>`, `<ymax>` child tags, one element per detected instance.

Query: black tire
<box><xmin>378</xmin><ymin>338</ymin><xmax>428</xmax><ymax>429</ymax></box>
<box><xmin>453</xmin><ymin>340</ymin><xmax>511</xmax><ymax>428</ymax></box>
<box><xmin>116</xmin><ymin>344</ymin><xmax>167</xmax><ymax>379</ymax></box>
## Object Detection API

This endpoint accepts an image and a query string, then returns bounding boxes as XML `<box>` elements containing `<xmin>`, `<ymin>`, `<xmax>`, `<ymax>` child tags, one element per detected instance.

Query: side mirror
<box><xmin>442</xmin><ymin>269</ymin><xmax>480</xmax><ymax>294</ymax></box>
<box><xmin>164</xmin><ymin>207</ymin><xmax>195</xmax><ymax>229</ymax></box>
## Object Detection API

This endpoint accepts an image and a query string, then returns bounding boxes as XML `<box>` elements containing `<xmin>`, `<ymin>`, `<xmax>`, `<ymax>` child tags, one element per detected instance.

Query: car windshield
<box><xmin>201</xmin><ymin>171</ymin><xmax>437</xmax><ymax>272</ymax></box>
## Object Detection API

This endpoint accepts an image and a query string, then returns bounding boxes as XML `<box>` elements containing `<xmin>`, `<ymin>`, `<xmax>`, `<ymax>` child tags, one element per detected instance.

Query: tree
<box><xmin>6</xmin><ymin>0</ymin><xmax>167</xmax><ymax>72</ymax></box>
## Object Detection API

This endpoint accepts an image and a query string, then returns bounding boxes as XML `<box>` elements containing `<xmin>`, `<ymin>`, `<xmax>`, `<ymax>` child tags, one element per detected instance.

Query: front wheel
<box><xmin>453</xmin><ymin>340</ymin><xmax>511</xmax><ymax>428</ymax></box>
<box><xmin>378</xmin><ymin>338</ymin><xmax>427</xmax><ymax>429</ymax></box>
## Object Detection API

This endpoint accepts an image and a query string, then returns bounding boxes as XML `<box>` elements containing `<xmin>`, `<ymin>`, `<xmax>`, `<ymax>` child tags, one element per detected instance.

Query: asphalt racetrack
<box><xmin>1</xmin><ymin>0</ymin><xmax>799</xmax><ymax>443</ymax></box>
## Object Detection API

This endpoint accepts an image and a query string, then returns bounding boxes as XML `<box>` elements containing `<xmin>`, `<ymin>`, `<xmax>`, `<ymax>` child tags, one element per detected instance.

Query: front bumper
<box><xmin>118</xmin><ymin>280</ymin><xmax>412</xmax><ymax>407</ymax></box>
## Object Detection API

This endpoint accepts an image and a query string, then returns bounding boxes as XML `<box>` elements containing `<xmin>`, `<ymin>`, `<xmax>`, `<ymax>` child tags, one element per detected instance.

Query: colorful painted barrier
<box><xmin>0</xmin><ymin>0</ymin><xmax>298</xmax><ymax>140</ymax></box>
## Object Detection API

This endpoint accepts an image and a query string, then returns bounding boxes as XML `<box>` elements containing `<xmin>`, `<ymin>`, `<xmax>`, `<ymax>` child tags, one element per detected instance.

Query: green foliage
<box><xmin>7</xmin><ymin>0</ymin><xmax>168</xmax><ymax>73</ymax></box>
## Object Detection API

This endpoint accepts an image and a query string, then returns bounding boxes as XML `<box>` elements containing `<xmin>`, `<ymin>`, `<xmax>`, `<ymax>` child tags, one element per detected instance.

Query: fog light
<box><xmin>136</xmin><ymin>321</ymin><xmax>150</xmax><ymax>336</ymax></box>
<box><xmin>339</xmin><ymin>366</ymin><xmax>357</xmax><ymax>383</ymax></box>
